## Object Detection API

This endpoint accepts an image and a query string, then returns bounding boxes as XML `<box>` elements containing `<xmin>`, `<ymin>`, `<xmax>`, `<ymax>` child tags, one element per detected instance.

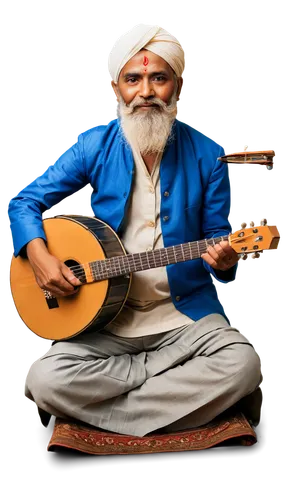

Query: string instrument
<box><xmin>10</xmin><ymin>216</ymin><xmax>280</xmax><ymax>341</ymax></box>
<box><xmin>218</xmin><ymin>150</ymin><xmax>275</xmax><ymax>169</ymax></box>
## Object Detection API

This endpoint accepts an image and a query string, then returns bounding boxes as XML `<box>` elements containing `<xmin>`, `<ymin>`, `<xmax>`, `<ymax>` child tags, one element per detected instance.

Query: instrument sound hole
<box><xmin>65</xmin><ymin>259</ymin><xmax>82</xmax><ymax>288</ymax></box>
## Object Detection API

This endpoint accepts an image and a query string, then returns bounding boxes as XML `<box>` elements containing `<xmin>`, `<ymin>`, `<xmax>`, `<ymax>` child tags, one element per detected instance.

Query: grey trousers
<box><xmin>25</xmin><ymin>314</ymin><xmax>263</xmax><ymax>437</ymax></box>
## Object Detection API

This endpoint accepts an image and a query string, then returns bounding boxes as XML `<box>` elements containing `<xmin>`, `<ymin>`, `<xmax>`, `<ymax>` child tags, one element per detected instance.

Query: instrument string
<box><xmin>67</xmin><ymin>235</ymin><xmax>229</xmax><ymax>274</ymax></box>
<box><xmin>18</xmin><ymin>236</ymin><xmax>230</xmax><ymax>286</ymax></box>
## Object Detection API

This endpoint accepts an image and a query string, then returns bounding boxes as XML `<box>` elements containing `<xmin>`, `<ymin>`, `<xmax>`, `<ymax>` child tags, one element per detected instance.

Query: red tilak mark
<box><xmin>143</xmin><ymin>56</ymin><xmax>149</xmax><ymax>72</ymax></box>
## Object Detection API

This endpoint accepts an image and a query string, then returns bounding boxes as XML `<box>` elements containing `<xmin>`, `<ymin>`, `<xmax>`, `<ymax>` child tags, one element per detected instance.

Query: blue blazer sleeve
<box><xmin>8</xmin><ymin>134</ymin><xmax>88</xmax><ymax>257</ymax></box>
<box><xmin>202</xmin><ymin>146</ymin><xmax>238</xmax><ymax>283</ymax></box>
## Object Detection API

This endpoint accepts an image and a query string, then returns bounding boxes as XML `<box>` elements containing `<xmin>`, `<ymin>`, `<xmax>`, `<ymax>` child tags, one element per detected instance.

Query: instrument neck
<box><xmin>75</xmin><ymin>235</ymin><xmax>229</xmax><ymax>282</ymax></box>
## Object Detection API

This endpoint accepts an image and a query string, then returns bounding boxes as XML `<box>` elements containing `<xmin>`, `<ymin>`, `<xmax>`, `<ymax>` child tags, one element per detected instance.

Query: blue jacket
<box><xmin>8</xmin><ymin>118</ymin><xmax>237</xmax><ymax>323</ymax></box>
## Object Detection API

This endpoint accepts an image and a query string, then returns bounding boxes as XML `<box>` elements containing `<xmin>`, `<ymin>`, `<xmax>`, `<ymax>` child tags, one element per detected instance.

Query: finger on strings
<box><xmin>206</xmin><ymin>245</ymin><xmax>220</xmax><ymax>262</ymax></box>
<box><xmin>201</xmin><ymin>253</ymin><xmax>219</xmax><ymax>269</ymax></box>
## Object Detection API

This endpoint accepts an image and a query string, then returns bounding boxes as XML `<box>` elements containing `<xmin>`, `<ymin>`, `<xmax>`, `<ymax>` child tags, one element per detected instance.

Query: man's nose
<box><xmin>139</xmin><ymin>78</ymin><xmax>155</xmax><ymax>99</ymax></box>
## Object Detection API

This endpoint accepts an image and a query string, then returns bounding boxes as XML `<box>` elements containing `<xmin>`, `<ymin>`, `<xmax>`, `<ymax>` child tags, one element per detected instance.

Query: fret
<box><xmin>165</xmin><ymin>246</ymin><xmax>172</xmax><ymax>264</ymax></box>
<box><xmin>172</xmin><ymin>246</ymin><xmax>177</xmax><ymax>263</ymax></box>
<box><xmin>139</xmin><ymin>252</ymin><xmax>147</xmax><ymax>269</ymax></box>
<box><xmin>174</xmin><ymin>245</ymin><xmax>182</xmax><ymax>262</ymax></box>
<box><xmin>86</xmin><ymin>234</ymin><xmax>230</xmax><ymax>282</ymax></box>
<box><xmin>162</xmin><ymin>248</ymin><xmax>169</xmax><ymax>265</ymax></box>
<box><xmin>204</xmin><ymin>239</ymin><xmax>208</xmax><ymax>253</ymax></box>
<box><xmin>116</xmin><ymin>256</ymin><xmax>122</xmax><ymax>274</ymax></box>
<box><xmin>183</xmin><ymin>243</ymin><xmax>190</xmax><ymax>261</ymax></box>
<box><xmin>120</xmin><ymin>257</ymin><xmax>125</xmax><ymax>273</ymax></box>
<box><xmin>188</xmin><ymin>242</ymin><xmax>193</xmax><ymax>261</ymax></box>
<box><xmin>109</xmin><ymin>258</ymin><xmax>116</xmax><ymax>278</ymax></box>
<box><xmin>189</xmin><ymin>243</ymin><xmax>193</xmax><ymax>259</ymax></box>
<box><xmin>198</xmin><ymin>240</ymin><xmax>204</xmax><ymax>256</ymax></box>
<box><xmin>150</xmin><ymin>249</ymin><xmax>156</xmax><ymax>268</ymax></box>
<box><xmin>153</xmin><ymin>249</ymin><xmax>161</xmax><ymax>268</ymax></box>
<box><xmin>124</xmin><ymin>256</ymin><xmax>131</xmax><ymax>274</ymax></box>
<box><xmin>132</xmin><ymin>253</ymin><xmax>138</xmax><ymax>272</ymax></box>
<box><xmin>168</xmin><ymin>248</ymin><xmax>173</xmax><ymax>265</ymax></box>
<box><xmin>95</xmin><ymin>263</ymin><xmax>102</xmax><ymax>280</ymax></box>
<box><xmin>126</xmin><ymin>255</ymin><xmax>132</xmax><ymax>272</ymax></box>
<box><xmin>125</xmin><ymin>255</ymin><xmax>132</xmax><ymax>273</ymax></box>
<box><xmin>135</xmin><ymin>253</ymin><xmax>143</xmax><ymax>271</ymax></box>
<box><xmin>117</xmin><ymin>256</ymin><xmax>124</xmax><ymax>275</ymax></box>
<box><xmin>123</xmin><ymin>256</ymin><xmax>129</xmax><ymax>273</ymax></box>
<box><xmin>132</xmin><ymin>253</ymin><xmax>138</xmax><ymax>271</ymax></box>
<box><xmin>107</xmin><ymin>258</ymin><xmax>113</xmax><ymax>278</ymax></box>
<box><xmin>158</xmin><ymin>248</ymin><xmax>163</xmax><ymax>267</ymax></box>
<box><xmin>146</xmin><ymin>251</ymin><xmax>151</xmax><ymax>269</ymax></box>
<box><xmin>111</xmin><ymin>257</ymin><xmax>117</xmax><ymax>273</ymax></box>
<box><xmin>147</xmin><ymin>250</ymin><xmax>154</xmax><ymax>269</ymax></box>
<box><xmin>118</xmin><ymin>255</ymin><xmax>126</xmax><ymax>275</ymax></box>
<box><xmin>97</xmin><ymin>260</ymin><xmax>104</xmax><ymax>279</ymax></box>
<box><xmin>88</xmin><ymin>262</ymin><xmax>94</xmax><ymax>281</ymax></box>
<box><xmin>180</xmin><ymin>244</ymin><xmax>185</xmax><ymax>261</ymax></box>
<box><xmin>110</xmin><ymin>257</ymin><xmax>117</xmax><ymax>278</ymax></box>
<box><xmin>131</xmin><ymin>253</ymin><xmax>138</xmax><ymax>272</ymax></box>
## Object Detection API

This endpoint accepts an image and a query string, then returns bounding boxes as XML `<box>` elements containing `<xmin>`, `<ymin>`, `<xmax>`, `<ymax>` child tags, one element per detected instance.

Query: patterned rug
<box><xmin>47</xmin><ymin>410</ymin><xmax>257</xmax><ymax>454</ymax></box>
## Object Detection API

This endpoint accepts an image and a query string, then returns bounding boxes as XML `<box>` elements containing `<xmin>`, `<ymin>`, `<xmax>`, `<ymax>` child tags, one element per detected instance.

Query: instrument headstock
<box><xmin>218</xmin><ymin>150</ymin><xmax>275</xmax><ymax>170</ymax></box>
<box><xmin>230</xmin><ymin>219</ymin><xmax>280</xmax><ymax>260</ymax></box>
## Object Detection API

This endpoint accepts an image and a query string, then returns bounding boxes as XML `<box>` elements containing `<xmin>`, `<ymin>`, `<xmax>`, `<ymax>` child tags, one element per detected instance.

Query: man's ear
<box><xmin>108</xmin><ymin>80</ymin><xmax>119</xmax><ymax>101</ymax></box>
<box><xmin>111</xmin><ymin>81</ymin><xmax>120</xmax><ymax>102</ymax></box>
<box><xmin>176</xmin><ymin>77</ymin><xmax>183</xmax><ymax>101</ymax></box>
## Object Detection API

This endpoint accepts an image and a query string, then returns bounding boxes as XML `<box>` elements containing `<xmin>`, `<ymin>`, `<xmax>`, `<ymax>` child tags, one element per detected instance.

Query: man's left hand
<box><xmin>201</xmin><ymin>240</ymin><xmax>239</xmax><ymax>271</ymax></box>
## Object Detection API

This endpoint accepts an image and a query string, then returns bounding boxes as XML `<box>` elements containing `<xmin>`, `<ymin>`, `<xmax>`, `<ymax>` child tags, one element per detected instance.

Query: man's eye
<box><xmin>154</xmin><ymin>76</ymin><xmax>166</xmax><ymax>82</ymax></box>
<box><xmin>127</xmin><ymin>78</ymin><xmax>137</xmax><ymax>84</ymax></box>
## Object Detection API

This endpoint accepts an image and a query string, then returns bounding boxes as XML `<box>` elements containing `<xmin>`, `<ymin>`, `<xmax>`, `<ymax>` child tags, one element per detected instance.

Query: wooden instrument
<box><xmin>218</xmin><ymin>150</ymin><xmax>275</xmax><ymax>169</ymax></box>
<box><xmin>10</xmin><ymin>216</ymin><xmax>280</xmax><ymax>341</ymax></box>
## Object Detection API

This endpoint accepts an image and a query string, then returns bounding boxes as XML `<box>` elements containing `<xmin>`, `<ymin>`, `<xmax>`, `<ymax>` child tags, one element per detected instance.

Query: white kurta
<box><xmin>105</xmin><ymin>147</ymin><xmax>194</xmax><ymax>338</ymax></box>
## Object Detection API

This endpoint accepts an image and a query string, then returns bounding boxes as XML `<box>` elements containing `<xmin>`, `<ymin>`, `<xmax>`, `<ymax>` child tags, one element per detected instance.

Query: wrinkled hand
<box><xmin>201</xmin><ymin>240</ymin><xmax>239</xmax><ymax>271</ymax></box>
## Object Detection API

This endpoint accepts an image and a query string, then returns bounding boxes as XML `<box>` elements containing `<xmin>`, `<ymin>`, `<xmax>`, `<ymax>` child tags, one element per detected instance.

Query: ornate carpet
<box><xmin>47</xmin><ymin>410</ymin><xmax>257</xmax><ymax>454</ymax></box>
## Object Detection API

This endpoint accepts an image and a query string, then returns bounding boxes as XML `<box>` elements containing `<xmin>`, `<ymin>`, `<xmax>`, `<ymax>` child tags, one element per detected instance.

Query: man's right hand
<box><xmin>26</xmin><ymin>238</ymin><xmax>82</xmax><ymax>297</ymax></box>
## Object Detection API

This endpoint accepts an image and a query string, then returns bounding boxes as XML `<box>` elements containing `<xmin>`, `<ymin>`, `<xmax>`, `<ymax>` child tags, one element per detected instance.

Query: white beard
<box><xmin>117</xmin><ymin>92</ymin><xmax>178</xmax><ymax>155</ymax></box>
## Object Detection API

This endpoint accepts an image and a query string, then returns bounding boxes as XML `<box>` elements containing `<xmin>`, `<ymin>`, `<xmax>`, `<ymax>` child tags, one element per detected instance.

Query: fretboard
<box><xmin>74</xmin><ymin>235</ymin><xmax>229</xmax><ymax>283</ymax></box>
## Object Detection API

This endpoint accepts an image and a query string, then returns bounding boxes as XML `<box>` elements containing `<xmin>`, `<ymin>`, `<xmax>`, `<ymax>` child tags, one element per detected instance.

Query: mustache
<box><xmin>124</xmin><ymin>96</ymin><xmax>169</xmax><ymax>114</ymax></box>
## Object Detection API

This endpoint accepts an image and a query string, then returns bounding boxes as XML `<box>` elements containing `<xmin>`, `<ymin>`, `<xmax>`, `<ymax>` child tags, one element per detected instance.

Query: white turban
<box><xmin>108</xmin><ymin>24</ymin><xmax>185</xmax><ymax>83</ymax></box>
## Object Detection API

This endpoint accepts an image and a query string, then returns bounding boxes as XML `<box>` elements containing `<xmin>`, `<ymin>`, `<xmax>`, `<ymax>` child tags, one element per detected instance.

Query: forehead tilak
<box><xmin>143</xmin><ymin>55</ymin><xmax>149</xmax><ymax>72</ymax></box>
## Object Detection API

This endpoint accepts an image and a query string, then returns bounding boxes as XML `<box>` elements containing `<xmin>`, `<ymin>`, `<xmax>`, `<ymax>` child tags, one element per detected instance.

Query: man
<box><xmin>8</xmin><ymin>24</ymin><xmax>262</xmax><ymax>438</ymax></box>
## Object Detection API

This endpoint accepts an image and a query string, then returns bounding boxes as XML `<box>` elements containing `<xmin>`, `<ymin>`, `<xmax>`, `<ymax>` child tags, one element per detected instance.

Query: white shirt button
<box><xmin>148</xmin><ymin>221</ymin><xmax>155</xmax><ymax>227</ymax></box>
<box><xmin>146</xmin><ymin>246</ymin><xmax>152</xmax><ymax>252</ymax></box>
<box><xmin>149</xmin><ymin>186</ymin><xmax>154</xmax><ymax>193</ymax></box>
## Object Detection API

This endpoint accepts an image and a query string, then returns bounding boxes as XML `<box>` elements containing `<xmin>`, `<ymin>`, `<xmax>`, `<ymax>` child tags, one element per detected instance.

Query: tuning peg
<box><xmin>252</xmin><ymin>252</ymin><xmax>261</xmax><ymax>259</ymax></box>
<box><xmin>247</xmin><ymin>219</ymin><xmax>255</xmax><ymax>227</ymax></box>
<box><xmin>239</xmin><ymin>253</ymin><xmax>250</xmax><ymax>262</ymax></box>
<box><xmin>260</xmin><ymin>218</ymin><xmax>267</xmax><ymax>226</ymax></box>
<box><xmin>241</xmin><ymin>222</ymin><xmax>247</xmax><ymax>229</ymax></box>
<box><xmin>255</xmin><ymin>252</ymin><xmax>264</xmax><ymax>260</ymax></box>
